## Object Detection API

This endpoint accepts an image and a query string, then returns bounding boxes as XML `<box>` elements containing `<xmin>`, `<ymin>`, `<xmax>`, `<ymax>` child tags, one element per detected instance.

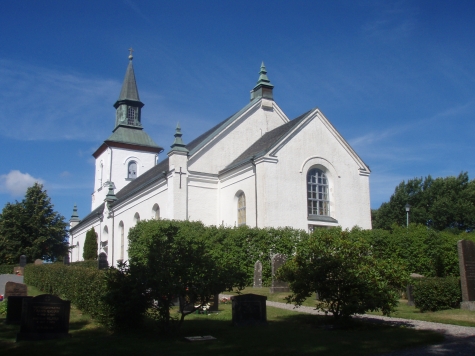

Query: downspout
<box><xmin>251</xmin><ymin>156</ymin><xmax>258</xmax><ymax>228</ymax></box>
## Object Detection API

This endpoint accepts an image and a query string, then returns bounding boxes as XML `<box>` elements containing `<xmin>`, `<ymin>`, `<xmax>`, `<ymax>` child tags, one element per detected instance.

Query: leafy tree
<box><xmin>0</xmin><ymin>183</ymin><xmax>68</xmax><ymax>263</ymax></box>
<box><xmin>83</xmin><ymin>227</ymin><xmax>98</xmax><ymax>260</ymax></box>
<box><xmin>373</xmin><ymin>172</ymin><xmax>475</xmax><ymax>231</ymax></box>
<box><xmin>278</xmin><ymin>227</ymin><xmax>407</xmax><ymax>321</ymax></box>
<box><xmin>127</xmin><ymin>219</ymin><xmax>248</xmax><ymax>331</ymax></box>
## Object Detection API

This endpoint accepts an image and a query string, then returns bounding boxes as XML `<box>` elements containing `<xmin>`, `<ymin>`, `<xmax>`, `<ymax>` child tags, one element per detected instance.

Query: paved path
<box><xmin>222</xmin><ymin>295</ymin><xmax>475</xmax><ymax>355</ymax></box>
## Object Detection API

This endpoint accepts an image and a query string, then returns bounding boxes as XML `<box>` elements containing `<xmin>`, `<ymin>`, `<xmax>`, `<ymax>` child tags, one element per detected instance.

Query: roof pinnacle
<box><xmin>170</xmin><ymin>122</ymin><xmax>189</xmax><ymax>153</ymax></box>
<box><xmin>250</xmin><ymin>61</ymin><xmax>274</xmax><ymax>101</ymax></box>
<box><xmin>128</xmin><ymin>47</ymin><xmax>134</xmax><ymax>61</ymax></box>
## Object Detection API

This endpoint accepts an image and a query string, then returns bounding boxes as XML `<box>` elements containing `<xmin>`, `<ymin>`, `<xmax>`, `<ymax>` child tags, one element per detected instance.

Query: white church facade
<box><xmin>69</xmin><ymin>54</ymin><xmax>371</xmax><ymax>265</ymax></box>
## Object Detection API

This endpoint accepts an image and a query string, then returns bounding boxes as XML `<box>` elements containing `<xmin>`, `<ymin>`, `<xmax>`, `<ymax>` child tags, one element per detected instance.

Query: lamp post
<box><xmin>405</xmin><ymin>203</ymin><xmax>411</xmax><ymax>227</ymax></box>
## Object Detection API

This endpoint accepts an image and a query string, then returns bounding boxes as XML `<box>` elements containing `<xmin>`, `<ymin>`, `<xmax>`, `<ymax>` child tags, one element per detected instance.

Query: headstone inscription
<box><xmin>458</xmin><ymin>240</ymin><xmax>475</xmax><ymax>310</ymax></box>
<box><xmin>17</xmin><ymin>294</ymin><xmax>71</xmax><ymax>341</ymax></box>
<box><xmin>231</xmin><ymin>293</ymin><xmax>267</xmax><ymax>326</ymax></box>
<box><xmin>253</xmin><ymin>260</ymin><xmax>262</xmax><ymax>288</ymax></box>
<box><xmin>34</xmin><ymin>259</ymin><xmax>44</xmax><ymax>265</ymax></box>
<box><xmin>4</xmin><ymin>282</ymin><xmax>27</xmax><ymax>298</ymax></box>
<box><xmin>6</xmin><ymin>296</ymin><xmax>33</xmax><ymax>324</ymax></box>
<box><xmin>0</xmin><ymin>274</ymin><xmax>24</xmax><ymax>296</ymax></box>
<box><xmin>20</xmin><ymin>255</ymin><xmax>27</xmax><ymax>267</ymax></box>
<box><xmin>98</xmin><ymin>252</ymin><xmax>109</xmax><ymax>270</ymax></box>
<box><xmin>269</xmin><ymin>254</ymin><xmax>289</xmax><ymax>293</ymax></box>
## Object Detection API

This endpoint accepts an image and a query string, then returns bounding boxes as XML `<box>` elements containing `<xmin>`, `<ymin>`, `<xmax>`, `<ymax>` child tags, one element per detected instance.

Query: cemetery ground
<box><xmin>0</xmin><ymin>286</ymin><xmax>446</xmax><ymax>355</ymax></box>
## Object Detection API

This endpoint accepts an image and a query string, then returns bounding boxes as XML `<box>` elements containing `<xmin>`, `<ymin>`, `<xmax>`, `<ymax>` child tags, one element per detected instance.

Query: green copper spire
<box><xmin>250</xmin><ymin>62</ymin><xmax>274</xmax><ymax>101</ymax></box>
<box><xmin>105</xmin><ymin>182</ymin><xmax>118</xmax><ymax>208</ymax></box>
<box><xmin>170</xmin><ymin>122</ymin><xmax>189</xmax><ymax>153</ymax></box>
<box><xmin>70</xmin><ymin>204</ymin><xmax>80</xmax><ymax>222</ymax></box>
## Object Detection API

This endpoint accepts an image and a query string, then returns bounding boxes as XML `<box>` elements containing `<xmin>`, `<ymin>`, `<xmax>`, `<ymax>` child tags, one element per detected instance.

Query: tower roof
<box><xmin>117</xmin><ymin>52</ymin><xmax>140</xmax><ymax>102</ymax></box>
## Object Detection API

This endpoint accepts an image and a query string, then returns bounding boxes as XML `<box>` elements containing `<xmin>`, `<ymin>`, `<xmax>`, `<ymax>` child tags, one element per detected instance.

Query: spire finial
<box><xmin>250</xmin><ymin>61</ymin><xmax>274</xmax><ymax>101</ymax></box>
<box><xmin>128</xmin><ymin>47</ymin><xmax>134</xmax><ymax>60</ymax></box>
<box><xmin>70</xmin><ymin>204</ymin><xmax>80</xmax><ymax>222</ymax></box>
<box><xmin>169</xmin><ymin>122</ymin><xmax>189</xmax><ymax>153</ymax></box>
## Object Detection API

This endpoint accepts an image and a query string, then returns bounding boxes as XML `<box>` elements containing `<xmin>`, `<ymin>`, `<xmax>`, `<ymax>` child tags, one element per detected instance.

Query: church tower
<box><xmin>91</xmin><ymin>50</ymin><xmax>163</xmax><ymax>210</ymax></box>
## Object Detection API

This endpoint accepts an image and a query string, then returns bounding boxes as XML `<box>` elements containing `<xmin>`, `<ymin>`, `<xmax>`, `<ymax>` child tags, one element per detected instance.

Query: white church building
<box><xmin>69</xmin><ymin>54</ymin><xmax>371</xmax><ymax>265</ymax></box>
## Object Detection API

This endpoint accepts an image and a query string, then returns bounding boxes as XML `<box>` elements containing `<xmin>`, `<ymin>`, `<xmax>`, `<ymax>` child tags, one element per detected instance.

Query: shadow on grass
<box><xmin>0</xmin><ymin>308</ymin><xmax>444</xmax><ymax>356</ymax></box>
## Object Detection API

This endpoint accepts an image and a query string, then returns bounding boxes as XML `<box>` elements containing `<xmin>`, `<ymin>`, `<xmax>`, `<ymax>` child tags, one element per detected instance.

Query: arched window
<box><xmin>237</xmin><ymin>192</ymin><xmax>246</xmax><ymax>226</ymax></box>
<box><xmin>134</xmin><ymin>212</ymin><xmax>140</xmax><ymax>224</ymax></box>
<box><xmin>128</xmin><ymin>161</ymin><xmax>137</xmax><ymax>179</ymax></box>
<box><xmin>307</xmin><ymin>168</ymin><xmax>329</xmax><ymax>217</ymax></box>
<box><xmin>152</xmin><ymin>204</ymin><xmax>160</xmax><ymax>219</ymax></box>
<box><xmin>119</xmin><ymin>221</ymin><xmax>124</xmax><ymax>261</ymax></box>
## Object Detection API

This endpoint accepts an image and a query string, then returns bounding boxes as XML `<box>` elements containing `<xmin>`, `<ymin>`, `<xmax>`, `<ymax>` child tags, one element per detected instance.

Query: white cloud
<box><xmin>0</xmin><ymin>170</ymin><xmax>44</xmax><ymax>197</ymax></box>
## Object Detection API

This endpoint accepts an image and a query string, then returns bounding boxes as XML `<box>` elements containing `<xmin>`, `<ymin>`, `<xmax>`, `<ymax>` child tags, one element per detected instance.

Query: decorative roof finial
<box><xmin>250</xmin><ymin>61</ymin><xmax>274</xmax><ymax>101</ymax></box>
<box><xmin>170</xmin><ymin>122</ymin><xmax>189</xmax><ymax>153</ymax></box>
<box><xmin>70</xmin><ymin>204</ymin><xmax>80</xmax><ymax>222</ymax></box>
<box><xmin>128</xmin><ymin>47</ymin><xmax>134</xmax><ymax>61</ymax></box>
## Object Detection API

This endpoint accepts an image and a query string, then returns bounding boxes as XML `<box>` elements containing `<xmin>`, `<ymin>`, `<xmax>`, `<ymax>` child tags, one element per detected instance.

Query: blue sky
<box><xmin>1</xmin><ymin>0</ymin><xmax>475</xmax><ymax>222</ymax></box>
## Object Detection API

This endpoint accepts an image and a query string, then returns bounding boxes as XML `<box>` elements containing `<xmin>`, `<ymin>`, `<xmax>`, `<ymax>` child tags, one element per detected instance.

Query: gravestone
<box><xmin>231</xmin><ymin>293</ymin><xmax>267</xmax><ymax>326</ymax></box>
<box><xmin>6</xmin><ymin>296</ymin><xmax>33</xmax><ymax>324</ymax></box>
<box><xmin>269</xmin><ymin>254</ymin><xmax>289</xmax><ymax>293</ymax></box>
<box><xmin>20</xmin><ymin>255</ymin><xmax>27</xmax><ymax>267</ymax></box>
<box><xmin>458</xmin><ymin>240</ymin><xmax>475</xmax><ymax>310</ymax></box>
<box><xmin>4</xmin><ymin>282</ymin><xmax>27</xmax><ymax>298</ymax></box>
<box><xmin>34</xmin><ymin>259</ymin><xmax>43</xmax><ymax>265</ymax></box>
<box><xmin>208</xmin><ymin>294</ymin><xmax>219</xmax><ymax>312</ymax></box>
<box><xmin>13</xmin><ymin>267</ymin><xmax>24</xmax><ymax>276</ymax></box>
<box><xmin>98</xmin><ymin>252</ymin><xmax>109</xmax><ymax>270</ymax></box>
<box><xmin>406</xmin><ymin>273</ymin><xmax>424</xmax><ymax>307</ymax></box>
<box><xmin>179</xmin><ymin>296</ymin><xmax>195</xmax><ymax>314</ymax></box>
<box><xmin>17</xmin><ymin>294</ymin><xmax>71</xmax><ymax>341</ymax></box>
<box><xmin>63</xmin><ymin>255</ymin><xmax>70</xmax><ymax>266</ymax></box>
<box><xmin>0</xmin><ymin>274</ymin><xmax>24</xmax><ymax>296</ymax></box>
<box><xmin>253</xmin><ymin>260</ymin><xmax>262</xmax><ymax>288</ymax></box>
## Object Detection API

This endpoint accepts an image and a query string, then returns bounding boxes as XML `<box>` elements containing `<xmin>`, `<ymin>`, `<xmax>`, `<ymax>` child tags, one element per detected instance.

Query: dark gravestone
<box><xmin>406</xmin><ymin>273</ymin><xmax>424</xmax><ymax>307</ymax></box>
<box><xmin>17</xmin><ymin>294</ymin><xmax>71</xmax><ymax>341</ymax></box>
<box><xmin>269</xmin><ymin>254</ymin><xmax>289</xmax><ymax>293</ymax></box>
<box><xmin>208</xmin><ymin>294</ymin><xmax>219</xmax><ymax>312</ymax></box>
<box><xmin>253</xmin><ymin>260</ymin><xmax>262</xmax><ymax>288</ymax></box>
<box><xmin>4</xmin><ymin>282</ymin><xmax>27</xmax><ymax>298</ymax></box>
<box><xmin>458</xmin><ymin>240</ymin><xmax>475</xmax><ymax>310</ymax></box>
<box><xmin>0</xmin><ymin>274</ymin><xmax>24</xmax><ymax>296</ymax></box>
<box><xmin>20</xmin><ymin>255</ymin><xmax>27</xmax><ymax>267</ymax></box>
<box><xmin>6</xmin><ymin>296</ymin><xmax>33</xmax><ymax>324</ymax></box>
<box><xmin>63</xmin><ymin>255</ymin><xmax>70</xmax><ymax>266</ymax></box>
<box><xmin>231</xmin><ymin>293</ymin><xmax>267</xmax><ymax>326</ymax></box>
<box><xmin>98</xmin><ymin>252</ymin><xmax>109</xmax><ymax>270</ymax></box>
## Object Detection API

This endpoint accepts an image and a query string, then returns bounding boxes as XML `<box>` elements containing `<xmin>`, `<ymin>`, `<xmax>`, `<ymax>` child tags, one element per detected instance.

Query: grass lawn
<box><xmin>0</xmin><ymin>286</ymin><xmax>443</xmax><ymax>356</ymax></box>
<box><xmin>229</xmin><ymin>287</ymin><xmax>475</xmax><ymax>328</ymax></box>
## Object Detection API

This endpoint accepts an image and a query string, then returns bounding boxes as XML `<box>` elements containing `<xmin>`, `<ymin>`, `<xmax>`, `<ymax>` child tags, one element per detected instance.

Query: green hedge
<box><xmin>0</xmin><ymin>264</ymin><xmax>16</xmax><ymax>274</ymax></box>
<box><xmin>413</xmin><ymin>277</ymin><xmax>462</xmax><ymax>312</ymax></box>
<box><xmin>71</xmin><ymin>260</ymin><xmax>98</xmax><ymax>269</ymax></box>
<box><xmin>24</xmin><ymin>263</ymin><xmax>113</xmax><ymax>327</ymax></box>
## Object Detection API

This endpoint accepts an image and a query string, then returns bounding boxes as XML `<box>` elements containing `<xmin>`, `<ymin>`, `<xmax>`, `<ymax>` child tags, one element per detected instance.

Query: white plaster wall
<box><xmin>187</xmin><ymin>173</ymin><xmax>218</xmax><ymax>225</ymax></box>
<box><xmin>256</xmin><ymin>114</ymin><xmax>371</xmax><ymax>230</ymax></box>
<box><xmin>91</xmin><ymin>146</ymin><xmax>158</xmax><ymax>211</ymax></box>
<box><xmin>69</xmin><ymin>219</ymin><xmax>102</xmax><ymax>262</ymax></box>
<box><xmin>189</xmin><ymin>101</ymin><xmax>288</xmax><ymax>174</ymax></box>
<box><xmin>218</xmin><ymin>165</ymin><xmax>256</xmax><ymax>227</ymax></box>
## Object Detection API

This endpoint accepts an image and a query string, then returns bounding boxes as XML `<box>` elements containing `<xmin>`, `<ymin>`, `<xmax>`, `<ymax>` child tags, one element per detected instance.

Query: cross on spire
<box><xmin>128</xmin><ymin>47</ymin><xmax>134</xmax><ymax>60</ymax></box>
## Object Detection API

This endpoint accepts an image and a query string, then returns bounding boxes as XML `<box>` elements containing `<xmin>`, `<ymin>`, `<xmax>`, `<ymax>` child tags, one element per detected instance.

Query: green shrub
<box><xmin>71</xmin><ymin>260</ymin><xmax>98</xmax><ymax>269</ymax></box>
<box><xmin>413</xmin><ymin>277</ymin><xmax>462</xmax><ymax>312</ymax></box>
<box><xmin>0</xmin><ymin>264</ymin><xmax>15</xmax><ymax>274</ymax></box>
<box><xmin>83</xmin><ymin>227</ymin><xmax>98</xmax><ymax>260</ymax></box>
<box><xmin>0</xmin><ymin>301</ymin><xmax>7</xmax><ymax>316</ymax></box>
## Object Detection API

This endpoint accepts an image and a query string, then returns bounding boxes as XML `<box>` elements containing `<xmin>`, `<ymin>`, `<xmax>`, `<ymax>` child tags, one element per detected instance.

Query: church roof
<box><xmin>222</xmin><ymin>109</ymin><xmax>313</xmax><ymax>172</ymax></box>
<box><xmin>118</xmin><ymin>59</ymin><xmax>140</xmax><ymax>102</ymax></box>
<box><xmin>106</xmin><ymin>126</ymin><xmax>162</xmax><ymax>150</ymax></box>
<box><xmin>69</xmin><ymin>203</ymin><xmax>104</xmax><ymax>234</ymax></box>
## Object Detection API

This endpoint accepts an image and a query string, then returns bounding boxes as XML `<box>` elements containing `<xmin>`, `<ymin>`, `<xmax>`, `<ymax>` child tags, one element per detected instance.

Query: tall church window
<box><xmin>128</xmin><ymin>161</ymin><xmax>137</xmax><ymax>179</ymax></box>
<box><xmin>237</xmin><ymin>192</ymin><xmax>246</xmax><ymax>226</ymax></box>
<box><xmin>119</xmin><ymin>221</ymin><xmax>124</xmax><ymax>261</ymax></box>
<box><xmin>152</xmin><ymin>204</ymin><xmax>160</xmax><ymax>219</ymax></box>
<box><xmin>307</xmin><ymin>168</ymin><xmax>329</xmax><ymax>217</ymax></box>
<box><xmin>127</xmin><ymin>106</ymin><xmax>137</xmax><ymax>125</ymax></box>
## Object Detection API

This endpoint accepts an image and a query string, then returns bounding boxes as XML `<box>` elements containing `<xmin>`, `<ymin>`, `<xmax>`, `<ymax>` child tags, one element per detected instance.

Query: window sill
<box><xmin>308</xmin><ymin>215</ymin><xmax>338</xmax><ymax>223</ymax></box>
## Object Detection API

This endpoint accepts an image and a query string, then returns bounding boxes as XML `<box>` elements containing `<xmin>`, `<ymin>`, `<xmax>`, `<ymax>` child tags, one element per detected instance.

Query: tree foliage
<box><xmin>0</xmin><ymin>183</ymin><xmax>68</xmax><ymax>263</ymax></box>
<box><xmin>278</xmin><ymin>227</ymin><xmax>408</xmax><ymax>320</ymax></box>
<box><xmin>373</xmin><ymin>172</ymin><xmax>475</xmax><ymax>231</ymax></box>
<box><xmin>127</xmin><ymin>219</ymin><xmax>248</xmax><ymax>331</ymax></box>
<box><xmin>83</xmin><ymin>227</ymin><xmax>98</xmax><ymax>260</ymax></box>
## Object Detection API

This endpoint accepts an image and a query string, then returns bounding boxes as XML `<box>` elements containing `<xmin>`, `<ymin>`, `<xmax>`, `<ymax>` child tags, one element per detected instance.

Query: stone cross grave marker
<box><xmin>4</xmin><ymin>281</ymin><xmax>27</xmax><ymax>298</ymax></box>
<box><xmin>458</xmin><ymin>240</ymin><xmax>475</xmax><ymax>310</ymax></box>
<box><xmin>20</xmin><ymin>255</ymin><xmax>27</xmax><ymax>267</ymax></box>
<box><xmin>0</xmin><ymin>274</ymin><xmax>24</xmax><ymax>296</ymax></box>
<box><xmin>231</xmin><ymin>293</ymin><xmax>267</xmax><ymax>326</ymax></box>
<box><xmin>17</xmin><ymin>294</ymin><xmax>71</xmax><ymax>341</ymax></box>
<box><xmin>253</xmin><ymin>260</ymin><xmax>262</xmax><ymax>288</ymax></box>
<box><xmin>270</xmin><ymin>254</ymin><xmax>289</xmax><ymax>293</ymax></box>
<box><xmin>98</xmin><ymin>252</ymin><xmax>109</xmax><ymax>269</ymax></box>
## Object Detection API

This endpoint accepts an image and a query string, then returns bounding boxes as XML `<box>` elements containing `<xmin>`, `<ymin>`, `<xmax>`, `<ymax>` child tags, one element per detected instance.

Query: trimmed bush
<box><xmin>0</xmin><ymin>264</ymin><xmax>16</xmax><ymax>274</ymax></box>
<box><xmin>413</xmin><ymin>277</ymin><xmax>462</xmax><ymax>312</ymax></box>
<box><xmin>71</xmin><ymin>260</ymin><xmax>98</xmax><ymax>269</ymax></box>
<box><xmin>83</xmin><ymin>227</ymin><xmax>98</xmax><ymax>260</ymax></box>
